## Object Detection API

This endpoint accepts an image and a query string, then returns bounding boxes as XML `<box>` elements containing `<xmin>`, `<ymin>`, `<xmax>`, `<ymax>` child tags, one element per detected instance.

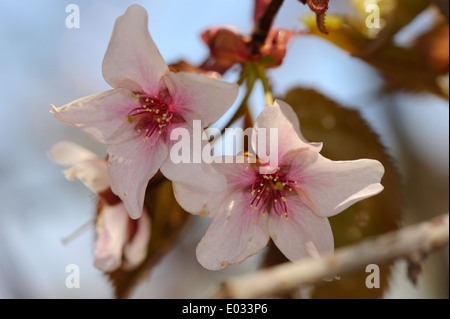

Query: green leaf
<box><xmin>108</xmin><ymin>176</ymin><xmax>189</xmax><ymax>299</ymax></box>
<box><xmin>282</xmin><ymin>88</ymin><xmax>402</xmax><ymax>298</ymax></box>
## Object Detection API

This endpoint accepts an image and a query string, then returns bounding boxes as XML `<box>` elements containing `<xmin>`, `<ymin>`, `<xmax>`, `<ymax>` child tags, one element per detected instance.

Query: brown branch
<box><xmin>213</xmin><ymin>213</ymin><xmax>449</xmax><ymax>299</ymax></box>
<box><xmin>250</xmin><ymin>0</ymin><xmax>285</xmax><ymax>54</ymax></box>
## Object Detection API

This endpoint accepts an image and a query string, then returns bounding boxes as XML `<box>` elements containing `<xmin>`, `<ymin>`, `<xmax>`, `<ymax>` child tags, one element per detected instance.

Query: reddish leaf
<box><xmin>299</xmin><ymin>0</ymin><xmax>330</xmax><ymax>33</ymax></box>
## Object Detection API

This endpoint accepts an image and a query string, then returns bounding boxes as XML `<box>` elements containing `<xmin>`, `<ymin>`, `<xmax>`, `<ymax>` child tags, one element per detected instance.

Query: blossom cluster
<box><xmin>50</xmin><ymin>5</ymin><xmax>384</xmax><ymax>272</ymax></box>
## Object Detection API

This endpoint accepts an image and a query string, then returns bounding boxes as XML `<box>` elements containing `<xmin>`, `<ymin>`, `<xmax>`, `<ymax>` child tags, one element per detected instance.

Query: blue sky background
<box><xmin>0</xmin><ymin>0</ymin><xmax>448</xmax><ymax>298</ymax></box>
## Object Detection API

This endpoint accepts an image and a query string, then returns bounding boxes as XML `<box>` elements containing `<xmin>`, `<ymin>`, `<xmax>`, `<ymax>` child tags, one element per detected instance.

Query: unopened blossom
<box><xmin>201</xmin><ymin>27</ymin><xmax>295</xmax><ymax>73</ymax></box>
<box><xmin>95</xmin><ymin>202</ymin><xmax>151</xmax><ymax>272</ymax></box>
<box><xmin>50</xmin><ymin>141</ymin><xmax>151</xmax><ymax>272</ymax></box>
<box><xmin>51</xmin><ymin>4</ymin><xmax>238</xmax><ymax>219</ymax></box>
<box><xmin>177</xmin><ymin>100</ymin><xmax>385</xmax><ymax>270</ymax></box>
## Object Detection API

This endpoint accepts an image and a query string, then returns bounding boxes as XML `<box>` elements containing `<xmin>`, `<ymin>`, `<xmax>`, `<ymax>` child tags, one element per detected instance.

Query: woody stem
<box><xmin>250</xmin><ymin>0</ymin><xmax>285</xmax><ymax>55</ymax></box>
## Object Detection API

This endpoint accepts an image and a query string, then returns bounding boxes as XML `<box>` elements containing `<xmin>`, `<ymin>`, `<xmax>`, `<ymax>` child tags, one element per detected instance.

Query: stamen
<box><xmin>247</xmin><ymin>167</ymin><xmax>297</xmax><ymax>221</ymax></box>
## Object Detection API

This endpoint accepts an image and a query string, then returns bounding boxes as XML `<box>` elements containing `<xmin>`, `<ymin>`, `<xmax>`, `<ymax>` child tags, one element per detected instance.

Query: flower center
<box><xmin>124</xmin><ymin>92</ymin><xmax>183</xmax><ymax>144</ymax></box>
<box><xmin>249</xmin><ymin>167</ymin><xmax>297</xmax><ymax>220</ymax></box>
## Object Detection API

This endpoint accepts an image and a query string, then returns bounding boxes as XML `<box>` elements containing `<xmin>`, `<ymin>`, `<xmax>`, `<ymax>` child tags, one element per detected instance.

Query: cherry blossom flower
<box><xmin>49</xmin><ymin>141</ymin><xmax>151</xmax><ymax>272</ymax></box>
<box><xmin>51</xmin><ymin>4</ymin><xmax>238</xmax><ymax>219</ymax></box>
<box><xmin>178</xmin><ymin>100</ymin><xmax>385</xmax><ymax>270</ymax></box>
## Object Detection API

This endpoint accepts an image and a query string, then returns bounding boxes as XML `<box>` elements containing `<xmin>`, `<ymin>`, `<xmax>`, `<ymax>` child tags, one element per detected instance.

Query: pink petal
<box><xmin>51</xmin><ymin>89</ymin><xmax>139</xmax><ymax>144</ymax></box>
<box><xmin>64</xmin><ymin>159</ymin><xmax>109</xmax><ymax>193</ymax></box>
<box><xmin>172</xmin><ymin>182</ymin><xmax>226</xmax><ymax>217</ymax></box>
<box><xmin>253</xmin><ymin>99</ymin><xmax>322</xmax><ymax>160</ymax></box>
<box><xmin>163</xmin><ymin>71</ymin><xmax>239</xmax><ymax>128</ymax></box>
<box><xmin>93</xmin><ymin>203</ymin><xmax>129</xmax><ymax>272</ymax></box>
<box><xmin>196</xmin><ymin>192</ymin><xmax>269</xmax><ymax>270</ymax></box>
<box><xmin>102</xmin><ymin>4</ymin><xmax>168</xmax><ymax>95</ymax></box>
<box><xmin>123</xmin><ymin>207</ymin><xmax>151</xmax><ymax>270</ymax></box>
<box><xmin>49</xmin><ymin>141</ymin><xmax>97</xmax><ymax>165</ymax></box>
<box><xmin>268</xmin><ymin>195</ymin><xmax>334</xmax><ymax>262</ymax></box>
<box><xmin>160</xmin><ymin>137</ymin><xmax>227</xmax><ymax>193</ymax></box>
<box><xmin>213</xmin><ymin>155</ymin><xmax>259</xmax><ymax>189</ymax></box>
<box><xmin>169</xmin><ymin>155</ymin><xmax>257</xmax><ymax>218</ymax></box>
<box><xmin>161</xmin><ymin>137</ymin><xmax>227</xmax><ymax>217</ymax></box>
<box><xmin>287</xmin><ymin>150</ymin><xmax>385</xmax><ymax>217</ymax></box>
<box><xmin>107</xmin><ymin>137</ymin><xmax>169</xmax><ymax>219</ymax></box>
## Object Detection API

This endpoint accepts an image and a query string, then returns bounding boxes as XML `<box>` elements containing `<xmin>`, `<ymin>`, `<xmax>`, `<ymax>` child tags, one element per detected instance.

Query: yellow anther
<box><xmin>281</xmin><ymin>197</ymin><xmax>286</xmax><ymax>202</ymax></box>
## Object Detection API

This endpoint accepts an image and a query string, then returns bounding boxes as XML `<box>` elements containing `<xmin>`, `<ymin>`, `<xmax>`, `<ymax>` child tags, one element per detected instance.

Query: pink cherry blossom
<box><xmin>49</xmin><ymin>141</ymin><xmax>151</xmax><ymax>272</ymax></box>
<box><xmin>177</xmin><ymin>100</ymin><xmax>385</xmax><ymax>270</ymax></box>
<box><xmin>51</xmin><ymin>4</ymin><xmax>238</xmax><ymax>219</ymax></box>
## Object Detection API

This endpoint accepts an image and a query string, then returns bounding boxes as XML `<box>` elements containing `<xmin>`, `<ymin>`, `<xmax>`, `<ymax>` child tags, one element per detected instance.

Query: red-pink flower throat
<box><xmin>249</xmin><ymin>166</ymin><xmax>297</xmax><ymax>220</ymax></box>
<box><xmin>125</xmin><ymin>92</ymin><xmax>182</xmax><ymax>143</ymax></box>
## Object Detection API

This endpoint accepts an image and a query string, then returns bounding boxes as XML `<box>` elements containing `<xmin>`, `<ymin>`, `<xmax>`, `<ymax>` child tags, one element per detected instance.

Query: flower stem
<box><xmin>221</xmin><ymin>67</ymin><xmax>256</xmax><ymax>132</ymax></box>
<box><xmin>256</xmin><ymin>65</ymin><xmax>274</xmax><ymax>106</ymax></box>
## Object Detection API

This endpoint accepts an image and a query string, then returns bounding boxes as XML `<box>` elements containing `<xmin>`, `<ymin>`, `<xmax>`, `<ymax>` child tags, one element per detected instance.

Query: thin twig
<box><xmin>250</xmin><ymin>0</ymin><xmax>285</xmax><ymax>54</ymax></box>
<box><xmin>213</xmin><ymin>213</ymin><xmax>449</xmax><ymax>299</ymax></box>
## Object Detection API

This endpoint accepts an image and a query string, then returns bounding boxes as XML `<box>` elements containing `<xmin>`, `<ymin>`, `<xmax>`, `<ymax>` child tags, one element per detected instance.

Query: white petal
<box><xmin>268</xmin><ymin>195</ymin><xmax>334</xmax><ymax>262</ymax></box>
<box><xmin>172</xmin><ymin>182</ymin><xmax>226</xmax><ymax>217</ymax></box>
<box><xmin>196</xmin><ymin>192</ymin><xmax>269</xmax><ymax>270</ymax></box>
<box><xmin>288</xmin><ymin>150</ymin><xmax>385</xmax><ymax>217</ymax></box>
<box><xmin>253</xmin><ymin>100</ymin><xmax>322</xmax><ymax>161</ymax></box>
<box><xmin>49</xmin><ymin>141</ymin><xmax>97</xmax><ymax>166</ymax></box>
<box><xmin>51</xmin><ymin>89</ymin><xmax>139</xmax><ymax>145</ymax></box>
<box><xmin>102</xmin><ymin>4</ymin><xmax>168</xmax><ymax>95</ymax></box>
<box><xmin>107</xmin><ymin>136</ymin><xmax>169</xmax><ymax>219</ymax></box>
<box><xmin>123</xmin><ymin>208</ymin><xmax>151</xmax><ymax>270</ymax></box>
<box><xmin>64</xmin><ymin>159</ymin><xmax>109</xmax><ymax>193</ymax></box>
<box><xmin>93</xmin><ymin>203</ymin><xmax>129</xmax><ymax>272</ymax></box>
<box><xmin>163</xmin><ymin>71</ymin><xmax>239</xmax><ymax>128</ymax></box>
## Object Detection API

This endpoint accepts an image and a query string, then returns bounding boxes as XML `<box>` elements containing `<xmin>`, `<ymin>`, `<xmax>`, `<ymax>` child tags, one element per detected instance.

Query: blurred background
<box><xmin>0</xmin><ymin>0</ymin><xmax>448</xmax><ymax>298</ymax></box>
